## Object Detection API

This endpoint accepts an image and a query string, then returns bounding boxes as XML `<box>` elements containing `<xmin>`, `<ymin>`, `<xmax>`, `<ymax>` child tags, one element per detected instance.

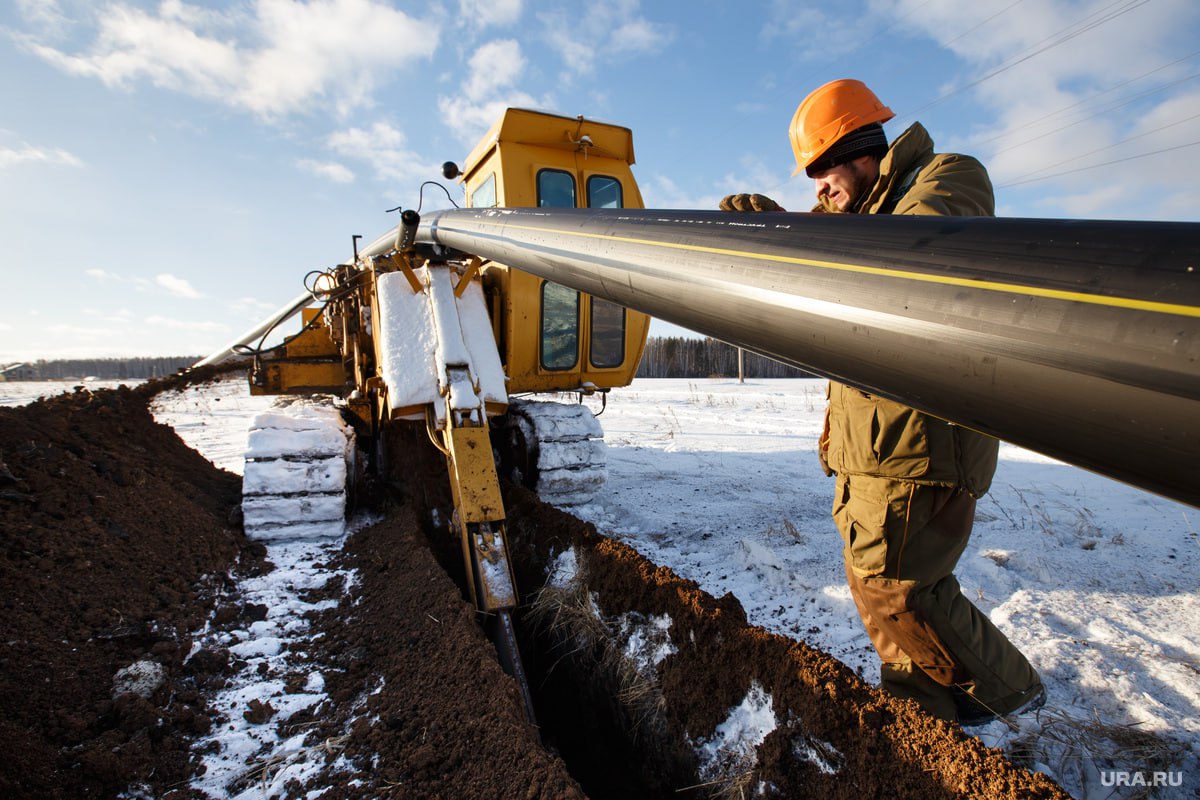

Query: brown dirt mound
<box><xmin>288</xmin><ymin>509</ymin><xmax>585</xmax><ymax>798</ymax></box>
<box><xmin>500</xmin><ymin>486</ymin><xmax>1070</xmax><ymax>799</ymax></box>
<box><xmin>0</xmin><ymin>385</ymin><xmax>247</xmax><ymax>798</ymax></box>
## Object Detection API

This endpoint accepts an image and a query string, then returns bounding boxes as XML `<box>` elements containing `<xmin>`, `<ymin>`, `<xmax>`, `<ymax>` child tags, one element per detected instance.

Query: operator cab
<box><xmin>454</xmin><ymin>108</ymin><xmax>651</xmax><ymax>395</ymax></box>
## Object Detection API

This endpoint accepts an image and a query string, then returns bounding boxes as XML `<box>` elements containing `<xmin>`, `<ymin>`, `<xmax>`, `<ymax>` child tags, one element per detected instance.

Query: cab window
<box><xmin>587</xmin><ymin>175</ymin><xmax>622</xmax><ymax>209</ymax></box>
<box><xmin>541</xmin><ymin>281</ymin><xmax>579</xmax><ymax>370</ymax></box>
<box><xmin>589</xmin><ymin>297</ymin><xmax>625</xmax><ymax>368</ymax></box>
<box><xmin>538</xmin><ymin>169</ymin><xmax>576</xmax><ymax>208</ymax></box>
<box><xmin>470</xmin><ymin>173</ymin><xmax>497</xmax><ymax>208</ymax></box>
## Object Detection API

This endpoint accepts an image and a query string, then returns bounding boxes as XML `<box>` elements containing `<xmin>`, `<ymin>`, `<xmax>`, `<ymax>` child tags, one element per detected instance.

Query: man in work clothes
<box><xmin>721</xmin><ymin>78</ymin><xmax>1044</xmax><ymax>725</ymax></box>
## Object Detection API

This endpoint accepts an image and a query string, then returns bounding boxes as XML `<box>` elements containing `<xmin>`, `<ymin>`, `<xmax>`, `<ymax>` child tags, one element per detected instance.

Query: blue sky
<box><xmin>2</xmin><ymin>0</ymin><xmax>1198</xmax><ymax>361</ymax></box>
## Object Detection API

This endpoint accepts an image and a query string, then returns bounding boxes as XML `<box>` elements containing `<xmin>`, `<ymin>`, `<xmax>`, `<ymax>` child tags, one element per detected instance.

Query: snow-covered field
<box><xmin>0</xmin><ymin>379</ymin><xmax>140</xmax><ymax>406</ymax></box>
<box><xmin>4</xmin><ymin>376</ymin><xmax>1197</xmax><ymax>798</ymax></box>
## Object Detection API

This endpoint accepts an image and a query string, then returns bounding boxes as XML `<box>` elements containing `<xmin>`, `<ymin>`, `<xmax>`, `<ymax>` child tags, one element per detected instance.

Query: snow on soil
<box><xmin>7</xmin><ymin>376</ymin><xmax>1196</xmax><ymax>798</ymax></box>
<box><xmin>186</xmin><ymin>535</ymin><xmax>359</xmax><ymax>799</ymax></box>
<box><xmin>693</xmin><ymin>681</ymin><xmax>778</xmax><ymax>784</ymax></box>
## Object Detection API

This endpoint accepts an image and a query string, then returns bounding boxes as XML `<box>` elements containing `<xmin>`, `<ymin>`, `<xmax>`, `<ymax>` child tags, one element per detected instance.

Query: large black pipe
<box><xmin>408</xmin><ymin>207</ymin><xmax>1200</xmax><ymax>508</ymax></box>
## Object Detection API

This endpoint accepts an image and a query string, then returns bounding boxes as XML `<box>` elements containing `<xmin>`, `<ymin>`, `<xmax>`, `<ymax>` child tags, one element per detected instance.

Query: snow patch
<box><xmin>112</xmin><ymin>660</ymin><xmax>166</xmax><ymax>700</ymax></box>
<box><xmin>789</xmin><ymin>728</ymin><xmax>843</xmax><ymax>775</ymax></box>
<box><xmin>694</xmin><ymin>681</ymin><xmax>777</xmax><ymax>780</ymax></box>
<box><xmin>186</xmin><ymin>535</ymin><xmax>355</xmax><ymax>799</ymax></box>
<box><xmin>619</xmin><ymin>612</ymin><xmax>676</xmax><ymax>674</ymax></box>
<box><xmin>546</xmin><ymin>547</ymin><xmax>579</xmax><ymax>588</ymax></box>
<box><xmin>150</xmin><ymin>375</ymin><xmax>1200</xmax><ymax>800</ymax></box>
<box><xmin>376</xmin><ymin>266</ymin><xmax>506</xmax><ymax>420</ymax></box>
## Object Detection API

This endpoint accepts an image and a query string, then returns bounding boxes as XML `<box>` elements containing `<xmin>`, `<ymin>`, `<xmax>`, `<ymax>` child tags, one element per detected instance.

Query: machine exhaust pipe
<box><xmin>408</xmin><ymin>207</ymin><xmax>1200</xmax><ymax>508</ymax></box>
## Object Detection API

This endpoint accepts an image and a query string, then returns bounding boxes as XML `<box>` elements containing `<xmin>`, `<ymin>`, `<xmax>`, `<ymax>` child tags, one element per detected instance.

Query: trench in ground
<box><xmin>391</xmin><ymin>425</ymin><xmax>1071</xmax><ymax>800</ymax></box>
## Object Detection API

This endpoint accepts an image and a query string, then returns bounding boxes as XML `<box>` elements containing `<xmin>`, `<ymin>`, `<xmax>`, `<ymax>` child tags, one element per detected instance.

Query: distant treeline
<box><xmin>2</xmin><ymin>357</ymin><xmax>201</xmax><ymax>381</ymax></box>
<box><xmin>636</xmin><ymin>337</ymin><xmax>812</xmax><ymax>379</ymax></box>
<box><xmin>6</xmin><ymin>338</ymin><xmax>807</xmax><ymax>382</ymax></box>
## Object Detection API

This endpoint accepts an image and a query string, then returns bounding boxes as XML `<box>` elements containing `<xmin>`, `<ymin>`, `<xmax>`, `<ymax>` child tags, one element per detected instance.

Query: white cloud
<box><xmin>876</xmin><ymin>0</ymin><xmax>1200</xmax><ymax>218</ymax></box>
<box><xmin>296</xmin><ymin>157</ymin><xmax>355</xmax><ymax>183</ymax></box>
<box><xmin>155</xmin><ymin>273</ymin><xmax>204</xmax><ymax>299</ymax></box>
<box><xmin>21</xmin><ymin>0</ymin><xmax>440</xmax><ymax>119</ymax></box>
<box><xmin>610</xmin><ymin>18</ymin><xmax>668</xmax><ymax>54</ymax></box>
<box><xmin>82</xmin><ymin>307</ymin><xmax>136</xmax><ymax>324</ymax></box>
<box><xmin>1033</xmin><ymin>181</ymin><xmax>1126</xmax><ymax>218</ymax></box>
<box><xmin>0</xmin><ymin>141</ymin><xmax>81</xmax><ymax>170</ymax></box>
<box><xmin>15</xmin><ymin>0</ymin><xmax>72</xmax><ymax>38</ymax></box>
<box><xmin>25</xmin><ymin>3</ymin><xmax>243</xmax><ymax>98</ymax></box>
<box><xmin>760</xmin><ymin>0</ymin><xmax>864</xmax><ymax>52</ymax></box>
<box><xmin>457</xmin><ymin>0</ymin><xmax>522</xmax><ymax>29</ymax></box>
<box><xmin>437</xmin><ymin>39</ymin><xmax>541</xmax><ymax>145</ymax></box>
<box><xmin>538</xmin><ymin>0</ymin><xmax>672</xmax><ymax>78</ymax></box>
<box><xmin>641</xmin><ymin>174</ymin><xmax>715</xmax><ymax>210</ymax></box>
<box><xmin>232</xmin><ymin>297</ymin><xmax>278</xmax><ymax>314</ymax></box>
<box><xmin>327</xmin><ymin>121</ymin><xmax>443</xmax><ymax>185</ymax></box>
<box><xmin>145</xmin><ymin>315</ymin><xmax>228</xmax><ymax>332</ymax></box>
<box><xmin>45</xmin><ymin>322</ymin><xmax>124</xmax><ymax>339</ymax></box>
<box><xmin>85</xmin><ymin>268</ymin><xmax>116</xmax><ymax>280</ymax></box>
<box><xmin>463</xmin><ymin>39</ymin><xmax>525</xmax><ymax>101</ymax></box>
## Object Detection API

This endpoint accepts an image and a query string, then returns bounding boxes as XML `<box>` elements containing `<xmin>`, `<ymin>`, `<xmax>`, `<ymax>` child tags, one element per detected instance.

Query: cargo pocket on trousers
<box><xmin>834</xmin><ymin>478</ymin><xmax>888</xmax><ymax>575</ymax></box>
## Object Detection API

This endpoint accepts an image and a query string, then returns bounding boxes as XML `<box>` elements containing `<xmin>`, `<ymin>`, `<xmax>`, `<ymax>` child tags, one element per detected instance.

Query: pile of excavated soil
<box><xmin>499</xmin><ymin>487</ymin><xmax>1071</xmax><ymax>799</ymax></box>
<box><xmin>0</xmin><ymin>383</ymin><xmax>246</xmax><ymax>797</ymax></box>
<box><xmin>0</xmin><ymin>378</ymin><xmax>1070</xmax><ymax>799</ymax></box>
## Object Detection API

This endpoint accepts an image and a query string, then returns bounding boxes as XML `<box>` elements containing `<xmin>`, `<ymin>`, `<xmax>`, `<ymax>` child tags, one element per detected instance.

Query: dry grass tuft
<box><xmin>525</xmin><ymin>563</ymin><xmax>667</xmax><ymax>739</ymax></box>
<box><xmin>677</xmin><ymin>748</ymin><xmax>757</xmax><ymax>800</ymax></box>
<box><xmin>230</xmin><ymin>734</ymin><xmax>350</xmax><ymax>794</ymax></box>
<box><xmin>1004</xmin><ymin>707</ymin><xmax>1188</xmax><ymax>799</ymax></box>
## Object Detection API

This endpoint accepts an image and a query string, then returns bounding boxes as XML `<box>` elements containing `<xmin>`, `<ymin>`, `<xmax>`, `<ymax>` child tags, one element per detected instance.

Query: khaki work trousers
<box><xmin>833</xmin><ymin>473</ymin><xmax>1040</xmax><ymax>721</ymax></box>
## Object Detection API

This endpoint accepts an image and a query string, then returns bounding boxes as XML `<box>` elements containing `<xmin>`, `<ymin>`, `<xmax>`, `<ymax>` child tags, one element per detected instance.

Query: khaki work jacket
<box><xmin>820</xmin><ymin>123</ymin><xmax>1000</xmax><ymax>496</ymax></box>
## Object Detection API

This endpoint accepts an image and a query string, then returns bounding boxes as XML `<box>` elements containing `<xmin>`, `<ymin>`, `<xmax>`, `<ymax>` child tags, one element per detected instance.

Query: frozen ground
<box><xmin>4</xmin><ymin>376</ymin><xmax>1196</xmax><ymax>798</ymax></box>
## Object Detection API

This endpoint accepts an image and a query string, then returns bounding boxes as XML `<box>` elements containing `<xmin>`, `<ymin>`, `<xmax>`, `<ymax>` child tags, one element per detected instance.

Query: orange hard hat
<box><xmin>789</xmin><ymin>79</ymin><xmax>895</xmax><ymax>176</ymax></box>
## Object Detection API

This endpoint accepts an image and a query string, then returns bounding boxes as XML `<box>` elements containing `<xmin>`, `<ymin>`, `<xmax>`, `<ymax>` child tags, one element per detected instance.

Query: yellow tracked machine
<box><xmin>197</xmin><ymin>110</ymin><xmax>653</xmax><ymax>717</ymax></box>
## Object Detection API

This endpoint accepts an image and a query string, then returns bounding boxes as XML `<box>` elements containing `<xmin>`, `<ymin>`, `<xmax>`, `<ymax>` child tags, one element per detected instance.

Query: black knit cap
<box><xmin>805</xmin><ymin>123</ymin><xmax>889</xmax><ymax>178</ymax></box>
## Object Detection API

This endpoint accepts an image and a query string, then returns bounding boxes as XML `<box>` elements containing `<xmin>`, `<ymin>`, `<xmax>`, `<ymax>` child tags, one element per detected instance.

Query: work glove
<box><xmin>719</xmin><ymin>193</ymin><xmax>785</xmax><ymax>212</ymax></box>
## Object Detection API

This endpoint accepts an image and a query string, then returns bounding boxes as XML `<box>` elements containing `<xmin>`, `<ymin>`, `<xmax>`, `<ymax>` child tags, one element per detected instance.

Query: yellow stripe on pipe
<box><xmin>461</xmin><ymin>220</ymin><xmax>1200</xmax><ymax>320</ymax></box>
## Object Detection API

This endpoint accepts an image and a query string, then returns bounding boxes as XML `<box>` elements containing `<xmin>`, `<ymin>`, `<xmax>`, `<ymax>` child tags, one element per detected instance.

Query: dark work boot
<box><xmin>958</xmin><ymin>683</ymin><xmax>1046</xmax><ymax>728</ymax></box>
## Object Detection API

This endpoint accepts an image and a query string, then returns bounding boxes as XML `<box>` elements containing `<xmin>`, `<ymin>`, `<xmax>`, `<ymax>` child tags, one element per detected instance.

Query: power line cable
<box><xmin>1002</xmin><ymin>110</ymin><xmax>1200</xmax><ymax>184</ymax></box>
<box><xmin>990</xmin><ymin>69</ymin><xmax>1200</xmax><ymax>156</ymax></box>
<box><xmin>997</xmin><ymin>138</ymin><xmax>1200</xmax><ymax>187</ymax></box>
<box><xmin>737</xmin><ymin>0</ymin><xmax>1168</xmax><ymax>201</ymax></box>
<box><xmin>707</xmin><ymin>0</ymin><xmax>940</xmax><ymax>146</ymax></box>
<box><xmin>935</xmin><ymin>0</ymin><xmax>1029</xmax><ymax>53</ymax></box>
<box><xmin>893</xmin><ymin>0</ymin><xmax>1150</xmax><ymax>126</ymax></box>
<box><xmin>974</xmin><ymin>48</ymin><xmax>1200</xmax><ymax>149</ymax></box>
